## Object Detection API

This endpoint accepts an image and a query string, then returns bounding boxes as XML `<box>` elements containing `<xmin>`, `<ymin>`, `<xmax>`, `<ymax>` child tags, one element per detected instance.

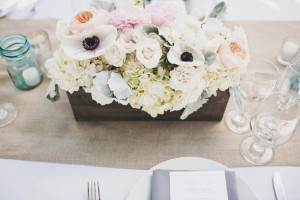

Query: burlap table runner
<box><xmin>0</xmin><ymin>19</ymin><xmax>299</xmax><ymax>169</ymax></box>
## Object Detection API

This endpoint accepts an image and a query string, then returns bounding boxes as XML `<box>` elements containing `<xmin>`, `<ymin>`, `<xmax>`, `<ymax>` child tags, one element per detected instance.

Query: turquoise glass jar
<box><xmin>0</xmin><ymin>34</ymin><xmax>43</xmax><ymax>90</ymax></box>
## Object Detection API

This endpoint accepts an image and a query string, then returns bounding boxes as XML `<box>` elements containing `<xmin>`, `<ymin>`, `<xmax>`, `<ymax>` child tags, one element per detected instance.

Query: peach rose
<box><xmin>218</xmin><ymin>26</ymin><xmax>250</xmax><ymax>69</ymax></box>
<box><xmin>70</xmin><ymin>8</ymin><xmax>111</xmax><ymax>33</ymax></box>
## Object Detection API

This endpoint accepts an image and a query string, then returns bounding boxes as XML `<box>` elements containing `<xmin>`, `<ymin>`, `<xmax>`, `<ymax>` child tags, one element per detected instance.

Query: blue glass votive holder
<box><xmin>0</xmin><ymin>34</ymin><xmax>43</xmax><ymax>90</ymax></box>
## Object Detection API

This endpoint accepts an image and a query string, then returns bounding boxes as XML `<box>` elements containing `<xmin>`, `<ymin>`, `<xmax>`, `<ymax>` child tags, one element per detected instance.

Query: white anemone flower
<box><xmin>136</xmin><ymin>38</ymin><xmax>162</xmax><ymax>69</ymax></box>
<box><xmin>91</xmin><ymin>71</ymin><xmax>132</xmax><ymax>105</ymax></box>
<box><xmin>60</xmin><ymin>25</ymin><xmax>117</xmax><ymax>60</ymax></box>
<box><xmin>167</xmin><ymin>41</ymin><xmax>205</xmax><ymax>67</ymax></box>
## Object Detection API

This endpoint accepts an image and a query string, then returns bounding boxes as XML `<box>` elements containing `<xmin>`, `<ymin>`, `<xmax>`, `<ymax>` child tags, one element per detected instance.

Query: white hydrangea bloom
<box><xmin>120</xmin><ymin>57</ymin><xmax>176</xmax><ymax>117</ymax></box>
<box><xmin>204</xmin><ymin>58</ymin><xmax>241</xmax><ymax>96</ymax></box>
<box><xmin>47</xmin><ymin>49</ymin><xmax>96</xmax><ymax>93</ymax></box>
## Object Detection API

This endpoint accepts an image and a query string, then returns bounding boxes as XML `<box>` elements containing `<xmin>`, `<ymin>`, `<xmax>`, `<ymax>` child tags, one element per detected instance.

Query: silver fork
<box><xmin>88</xmin><ymin>181</ymin><xmax>101</xmax><ymax>200</ymax></box>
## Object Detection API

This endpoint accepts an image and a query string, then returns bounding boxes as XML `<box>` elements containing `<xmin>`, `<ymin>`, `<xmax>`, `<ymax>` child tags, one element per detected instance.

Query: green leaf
<box><xmin>91</xmin><ymin>0</ymin><xmax>116</xmax><ymax>11</ymax></box>
<box><xmin>143</xmin><ymin>25</ymin><xmax>173</xmax><ymax>47</ymax></box>
<box><xmin>135</xmin><ymin>0</ymin><xmax>145</xmax><ymax>8</ymax></box>
<box><xmin>180</xmin><ymin>97</ymin><xmax>208</xmax><ymax>120</ymax></box>
<box><xmin>208</xmin><ymin>2</ymin><xmax>227</xmax><ymax>18</ymax></box>
<box><xmin>46</xmin><ymin>80</ymin><xmax>60</xmax><ymax>102</ymax></box>
<box><xmin>204</xmin><ymin>51</ymin><xmax>217</xmax><ymax>65</ymax></box>
<box><xmin>143</xmin><ymin>24</ymin><xmax>159</xmax><ymax>35</ymax></box>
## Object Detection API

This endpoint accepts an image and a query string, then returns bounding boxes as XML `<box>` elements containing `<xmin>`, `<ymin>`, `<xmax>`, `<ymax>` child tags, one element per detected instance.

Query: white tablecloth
<box><xmin>0</xmin><ymin>159</ymin><xmax>299</xmax><ymax>200</ymax></box>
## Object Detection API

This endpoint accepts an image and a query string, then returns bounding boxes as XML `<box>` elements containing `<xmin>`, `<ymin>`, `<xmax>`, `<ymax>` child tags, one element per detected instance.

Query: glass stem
<box><xmin>249</xmin><ymin>139</ymin><xmax>265</xmax><ymax>157</ymax></box>
<box><xmin>0</xmin><ymin>107</ymin><xmax>8</xmax><ymax>120</ymax></box>
<box><xmin>230</xmin><ymin>86</ymin><xmax>246</xmax><ymax>117</ymax></box>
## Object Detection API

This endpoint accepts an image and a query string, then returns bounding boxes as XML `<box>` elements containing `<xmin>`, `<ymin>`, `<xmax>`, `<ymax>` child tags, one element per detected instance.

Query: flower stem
<box><xmin>135</xmin><ymin>0</ymin><xmax>145</xmax><ymax>8</ymax></box>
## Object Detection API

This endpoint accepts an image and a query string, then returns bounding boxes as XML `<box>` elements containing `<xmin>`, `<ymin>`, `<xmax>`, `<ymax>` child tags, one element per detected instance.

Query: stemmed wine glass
<box><xmin>240</xmin><ymin>92</ymin><xmax>300</xmax><ymax>165</ymax></box>
<box><xmin>277</xmin><ymin>51</ymin><xmax>300</xmax><ymax>101</ymax></box>
<box><xmin>0</xmin><ymin>102</ymin><xmax>17</xmax><ymax>127</ymax></box>
<box><xmin>225</xmin><ymin>58</ymin><xmax>279</xmax><ymax>134</ymax></box>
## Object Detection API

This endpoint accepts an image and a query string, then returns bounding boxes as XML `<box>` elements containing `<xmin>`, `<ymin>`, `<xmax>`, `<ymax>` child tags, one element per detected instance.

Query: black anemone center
<box><xmin>181</xmin><ymin>52</ymin><xmax>194</xmax><ymax>62</ymax></box>
<box><xmin>82</xmin><ymin>36</ymin><xmax>100</xmax><ymax>51</ymax></box>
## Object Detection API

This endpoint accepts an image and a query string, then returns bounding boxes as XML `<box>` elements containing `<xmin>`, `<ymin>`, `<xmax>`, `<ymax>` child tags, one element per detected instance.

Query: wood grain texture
<box><xmin>67</xmin><ymin>89</ymin><xmax>230</xmax><ymax>121</ymax></box>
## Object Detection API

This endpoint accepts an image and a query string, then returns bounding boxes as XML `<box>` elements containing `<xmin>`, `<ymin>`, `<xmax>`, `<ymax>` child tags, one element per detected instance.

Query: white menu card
<box><xmin>170</xmin><ymin>171</ymin><xmax>228</xmax><ymax>200</ymax></box>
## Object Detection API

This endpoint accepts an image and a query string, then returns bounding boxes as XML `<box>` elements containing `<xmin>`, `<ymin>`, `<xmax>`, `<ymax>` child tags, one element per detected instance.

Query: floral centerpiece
<box><xmin>46</xmin><ymin>0</ymin><xmax>250</xmax><ymax>120</ymax></box>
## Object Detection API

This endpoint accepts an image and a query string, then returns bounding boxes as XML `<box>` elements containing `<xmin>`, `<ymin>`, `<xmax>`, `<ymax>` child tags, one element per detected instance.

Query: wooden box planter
<box><xmin>66</xmin><ymin>89</ymin><xmax>230</xmax><ymax>121</ymax></box>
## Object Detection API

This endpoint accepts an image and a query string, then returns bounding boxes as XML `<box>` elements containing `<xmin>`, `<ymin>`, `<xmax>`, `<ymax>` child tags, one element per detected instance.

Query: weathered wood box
<box><xmin>67</xmin><ymin>89</ymin><xmax>230</xmax><ymax>121</ymax></box>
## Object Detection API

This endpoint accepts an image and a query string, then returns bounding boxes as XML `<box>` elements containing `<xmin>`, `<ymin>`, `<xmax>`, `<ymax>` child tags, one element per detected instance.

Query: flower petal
<box><xmin>167</xmin><ymin>41</ymin><xmax>205</xmax><ymax>67</ymax></box>
<box><xmin>60</xmin><ymin>25</ymin><xmax>117</xmax><ymax>60</ymax></box>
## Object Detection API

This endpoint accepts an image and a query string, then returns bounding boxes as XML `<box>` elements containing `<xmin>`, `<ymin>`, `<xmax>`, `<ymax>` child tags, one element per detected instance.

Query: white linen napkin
<box><xmin>151</xmin><ymin>170</ymin><xmax>238</xmax><ymax>200</ymax></box>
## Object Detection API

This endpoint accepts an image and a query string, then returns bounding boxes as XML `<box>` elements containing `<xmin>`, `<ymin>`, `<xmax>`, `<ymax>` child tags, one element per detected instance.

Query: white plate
<box><xmin>0</xmin><ymin>0</ymin><xmax>18</xmax><ymax>18</ymax></box>
<box><xmin>127</xmin><ymin>157</ymin><xmax>257</xmax><ymax>200</ymax></box>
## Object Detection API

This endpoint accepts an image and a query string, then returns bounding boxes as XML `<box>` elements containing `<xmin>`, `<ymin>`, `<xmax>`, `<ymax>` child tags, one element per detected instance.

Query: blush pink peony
<box><xmin>146</xmin><ymin>2</ymin><xmax>185</xmax><ymax>27</ymax></box>
<box><xmin>111</xmin><ymin>6</ymin><xmax>151</xmax><ymax>31</ymax></box>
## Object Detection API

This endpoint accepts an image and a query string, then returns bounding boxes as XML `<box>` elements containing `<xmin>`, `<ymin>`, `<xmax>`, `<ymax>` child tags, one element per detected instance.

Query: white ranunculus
<box><xmin>202</xmin><ymin>18</ymin><xmax>223</xmax><ymax>34</ymax></box>
<box><xmin>91</xmin><ymin>71</ymin><xmax>132</xmax><ymax>105</ymax></box>
<box><xmin>118</xmin><ymin>29</ymin><xmax>143</xmax><ymax>53</ymax></box>
<box><xmin>159</xmin><ymin>19</ymin><xmax>204</xmax><ymax>48</ymax></box>
<box><xmin>104</xmin><ymin>43</ymin><xmax>126</xmax><ymax>67</ymax></box>
<box><xmin>218</xmin><ymin>26</ymin><xmax>250</xmax><ymax>69</ymax></box>
<box><xmin>136</xmin><ymin>38</ymin><xmax>162</xmax><ymax>69</ymax></box>
<box><xmin>170</xmin><ymin>66</ymin><xmax>206</xmax><ymax>110</ymax></box>
<box><xmin>169</xmin><ymin>66</ymin><xmax>206</xmax><ymax>93</ymax></box>
<box><xmin>201</xmin><ymin>18</ymin><xmax>224</xmax><ymax>52</ymax></box>
<box><xmin>60</xmin><ymin>25</ymin><xmax>117</xmax><ymax>60</ymax></box>
<box><xmin>167</xmin><ymin>41</ymin><xmax>205</xmax><ymax>67</ymax></box>
<box><xmin>170</xmin><ymin>16</ymin><xmax>203</xmax><ymax>46</ymax></box>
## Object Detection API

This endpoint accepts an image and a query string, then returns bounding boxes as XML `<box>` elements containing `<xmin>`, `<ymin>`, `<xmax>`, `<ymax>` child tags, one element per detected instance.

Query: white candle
<box><xmin>280</xmin><ymin>41</ymin><xmax>299</xmax><ymax>62</ymax></box>
<box><xmin>22</xmin><ymin>67</ymin><xmax>41</xmax><ymax>87</ymax></box>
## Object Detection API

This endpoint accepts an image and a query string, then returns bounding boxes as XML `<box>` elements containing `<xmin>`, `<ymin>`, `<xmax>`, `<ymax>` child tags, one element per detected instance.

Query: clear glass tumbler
<box><xmin>0</xmin><ymin>102</ymin><xmax>17</xmax><ymax>128</ymax></box>
<box><xmin>277</xmin><ymin>51</ymin><xmax>300</xmax><ymax>101</ymax></box>
<box><xmin>240</xmin><ymin>93</ymin><xmax>300</xmax><ymax>165</ymax></box>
